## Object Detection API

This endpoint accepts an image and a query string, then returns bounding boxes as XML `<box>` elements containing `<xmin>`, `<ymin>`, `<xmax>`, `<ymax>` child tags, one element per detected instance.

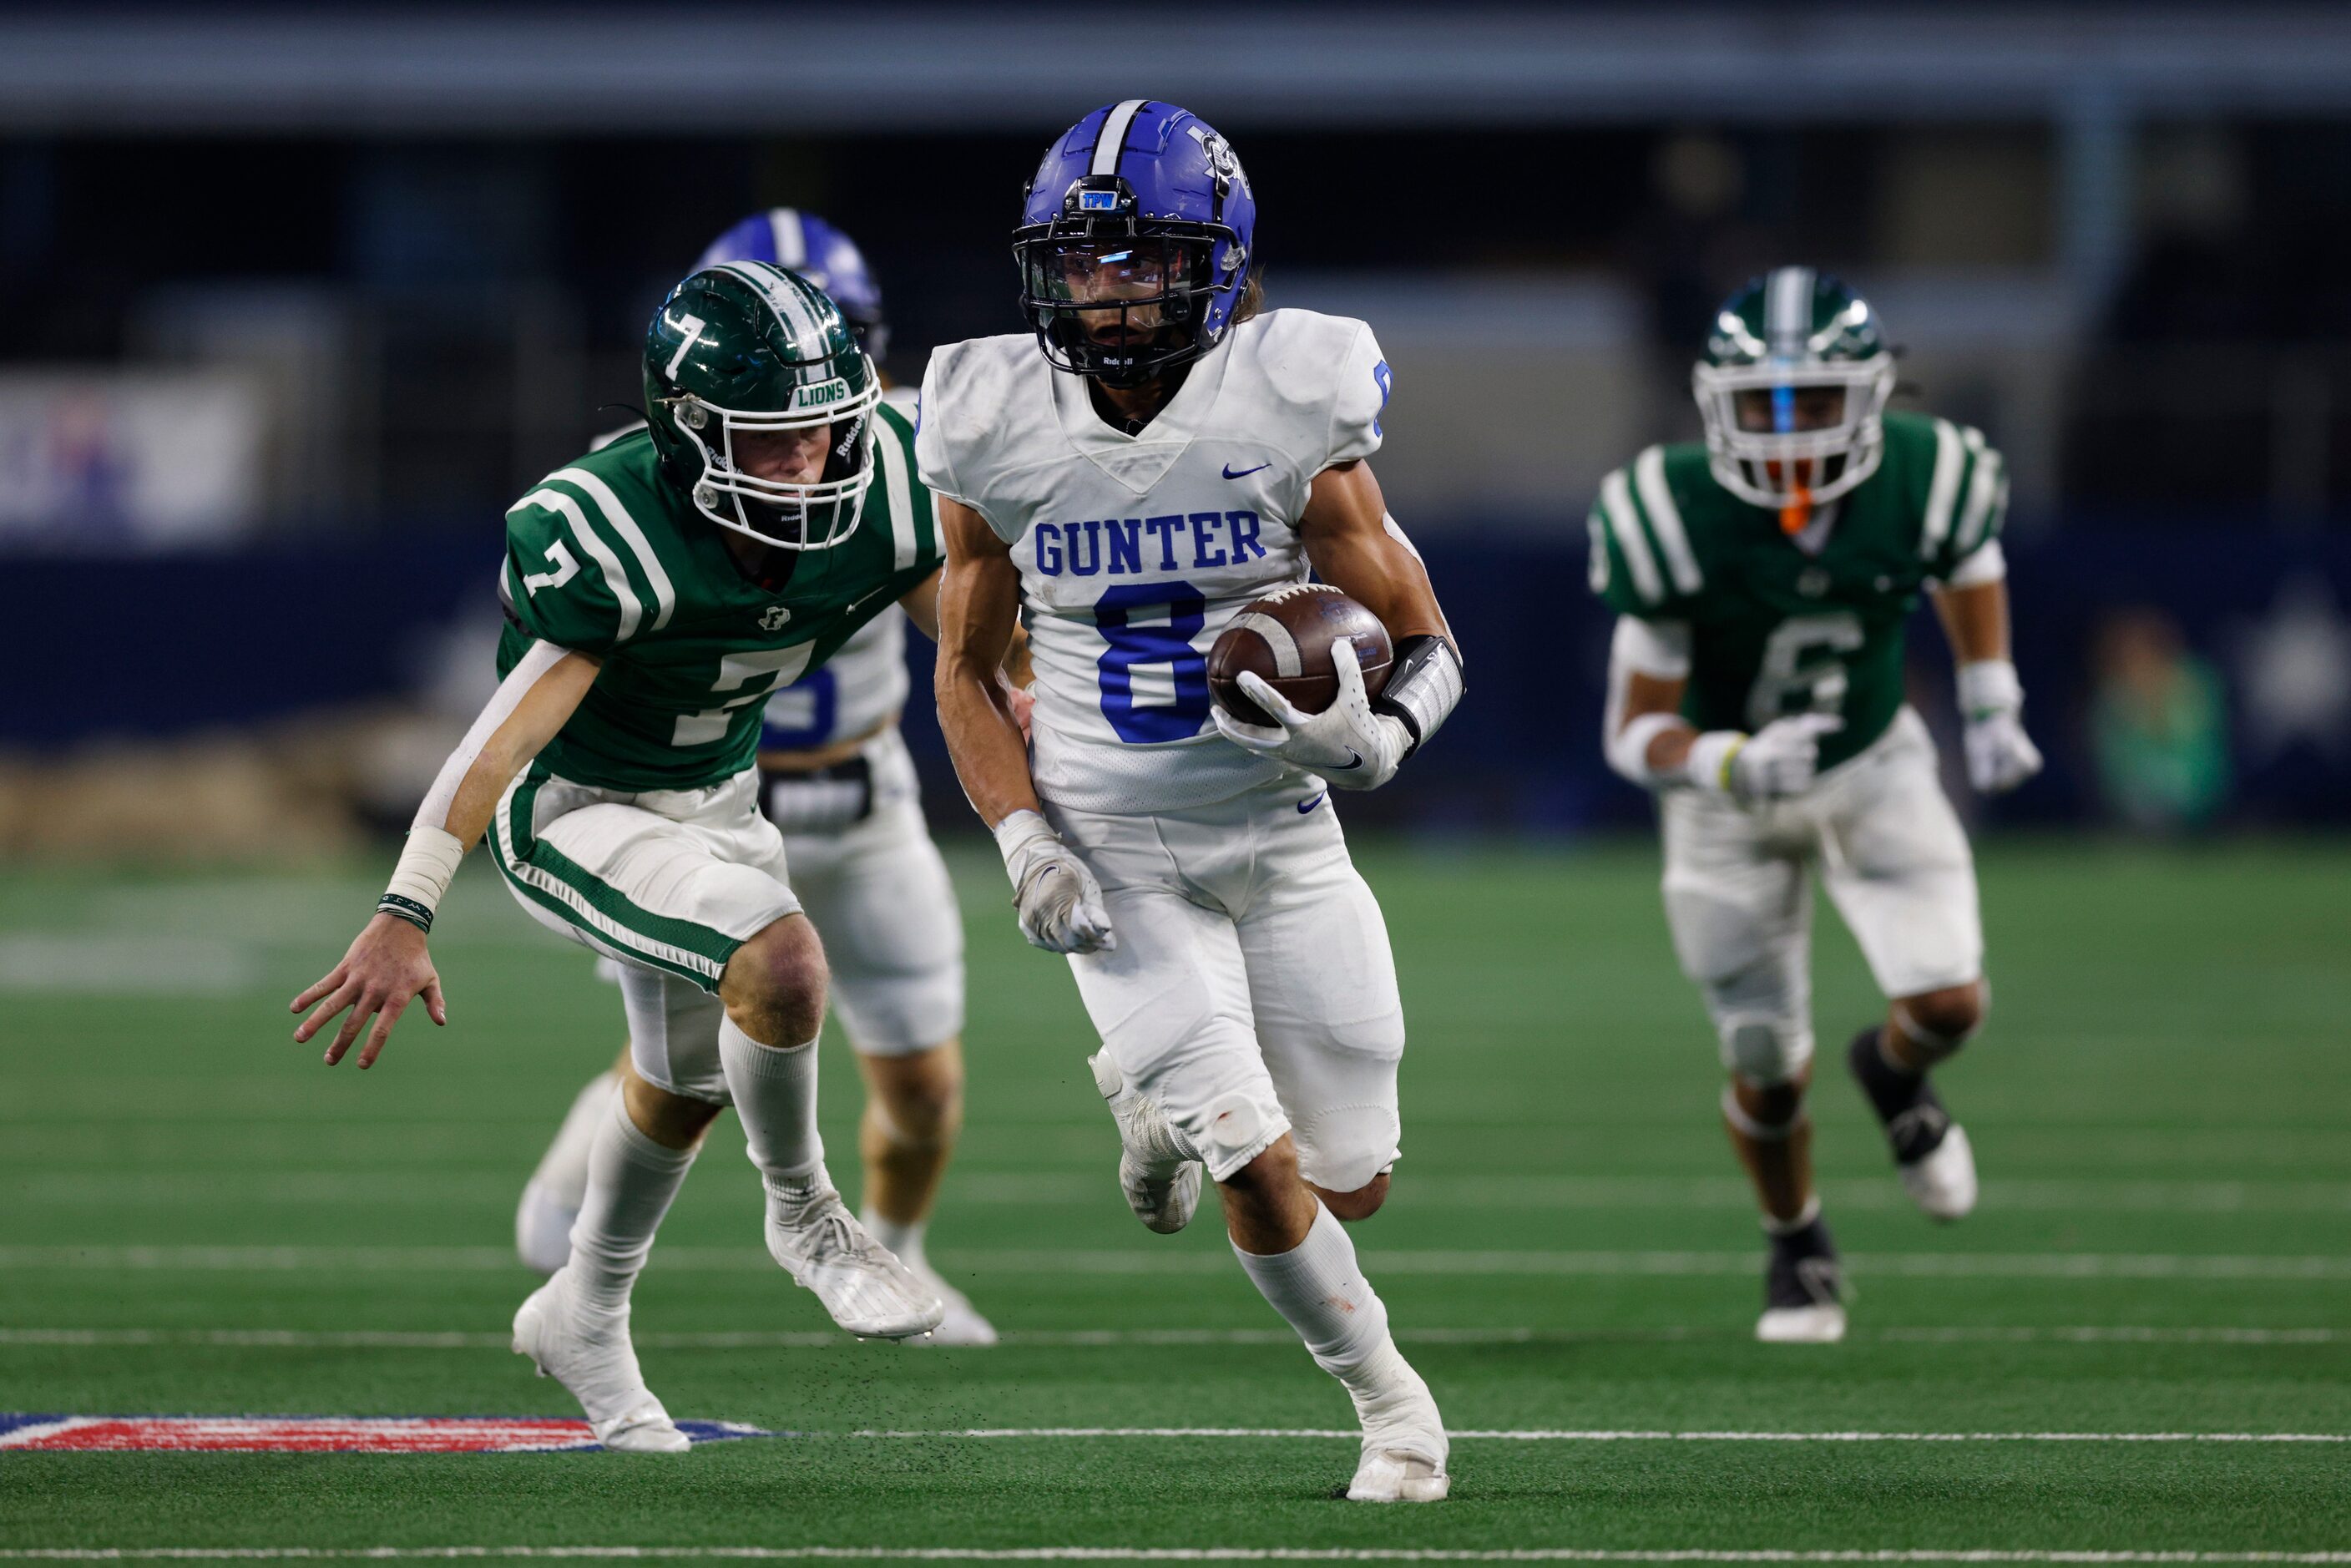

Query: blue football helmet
<box><xmin>1014</xmin><ymin>100</ymin><xmax>1256</xmax><ymax>386</ymax></box>
<box><xmin>695</xmin><ymin>208</ymin><xmax>889</xmax><ymax>362</ymax></box>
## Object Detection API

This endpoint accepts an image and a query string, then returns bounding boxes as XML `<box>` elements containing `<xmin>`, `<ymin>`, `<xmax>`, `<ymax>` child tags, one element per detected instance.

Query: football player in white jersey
<box><xmin>920</xmin><ymin>103</ymin><xmax>1467</xmax><ymax>1502</ymax></box>
<box><xmin>514</xmin><ymin>210</ymin><xmax>1009</xmax><ymax>1345</ymax></box>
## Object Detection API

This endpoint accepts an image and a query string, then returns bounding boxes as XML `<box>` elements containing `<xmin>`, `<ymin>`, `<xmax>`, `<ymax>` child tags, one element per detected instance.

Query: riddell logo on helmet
<box><xmin>790</xmin><ymin>378</ymin><xmax>852</xmax><ymax>412</ymax></box>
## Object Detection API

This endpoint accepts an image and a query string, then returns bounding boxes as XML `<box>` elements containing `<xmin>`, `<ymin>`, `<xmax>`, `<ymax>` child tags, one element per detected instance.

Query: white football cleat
<box><xmin>903</xmin><ymin>1261</ymin><xmax>999</xmax><ymax>1348</ymax></box>
<box><xmin>766</xmin><ymin>1179</ymin><xmax>945</xmax><ymax>1341</ymax></box>
<box><xmin>1090</xmin><ymin>1049</ymin><xmax>1203</xmax><ymax>1235</ymax></box>
<box><xmin>511</xmin><ymin>1269</ymin><xmax>689</xmax><ymax>1454</ymax></box>
<box><xmin>1342</xmin><ymin>1343</ymin><xmax>1451</xmax><ymax>1502</ymax></box>
<box><xmin>1757</xmin><ymin>1215</ymin><xmax>1848</xmax><ymax>1344</ymax></box>
<box><xmin>1899</xmin><ymin>1120</ymin><xmax>1979</xmax><ymax>1222</ymax></box>
<box><xmin>1756</xmin><ymin>1302</ymin><xmax>1848</xmax><ymax>1344</ymax></box>
<box><xmin>513</xmin><ymin>1071</ymin><xmax>617</xmax><ymax>1275</ymax></box>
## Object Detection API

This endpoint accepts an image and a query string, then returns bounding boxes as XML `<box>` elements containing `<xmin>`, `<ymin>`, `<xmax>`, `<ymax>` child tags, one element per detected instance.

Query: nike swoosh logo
<box><xmin>845</xmin><ymin>584</ymin><xmax>892</xmax><ymax>615</ymax></box>
<box><xmin>1330</xmin><ymin>751</ymin><xmax>1363</xmax><ymax>771</ymax></box>
<box><xmin>1297</xmin><ymin>792</ymin><xmax>1326</xmax><ymax>815</ymax></box>
<box><xmin>1222</xmin><ymin>462</ymin><xmax>1271</xmax><ymax>480</ymax></box>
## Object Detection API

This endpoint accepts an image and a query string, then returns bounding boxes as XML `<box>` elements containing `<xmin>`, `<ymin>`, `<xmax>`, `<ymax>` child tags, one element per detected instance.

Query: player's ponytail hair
<box><xmin>1228</xmin><ymin>267</ymin><xmax>1265</xmax><ymax>328</ymax></box>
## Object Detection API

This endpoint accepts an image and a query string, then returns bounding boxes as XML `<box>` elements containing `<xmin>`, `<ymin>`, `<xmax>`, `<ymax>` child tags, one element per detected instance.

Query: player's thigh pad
<box><xmin>1815</xmin><ymin>710</ymin><xmax>1984</xmax><ymax>999</ymax></box>
<box><xmin>784</xmin><ymin>797</ymin><xmax>966</xmax><ymax>1057</ymax></box>
<box><xmin>1660</xmin><ymin>789</ymin><xmax>1816</xmax><ymax>1085</ymax></box>
<box><xmin>1046</xmin><ymin>802</ymin><xmax>1289</xmax><ymax>1181</ymax></box>
<box><xmin>493</xmin><ymin>767</ymin><xmax>801</xmax><ymax>995</ymax></box>
<box><xmin>1240</xmin><ymin>802</ymin><xmax>1404</xmax><ymax>1193</ymax></box>
<box><xmin>617</xmin><ymin>963</ymin><xmax>731</xmax><ymax>1105</ymax></box>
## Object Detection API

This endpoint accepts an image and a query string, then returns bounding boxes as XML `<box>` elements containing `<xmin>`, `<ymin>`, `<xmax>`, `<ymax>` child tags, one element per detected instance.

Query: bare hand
<box><xmin>1002</xmin><ymin>680</ymin><xmax>1037</xmax><ymax>743</ymax></box>
<box><xmin>290</xmin><ymin>913</ymin><xmax>447</xmax><ymax>1069</ymax></box>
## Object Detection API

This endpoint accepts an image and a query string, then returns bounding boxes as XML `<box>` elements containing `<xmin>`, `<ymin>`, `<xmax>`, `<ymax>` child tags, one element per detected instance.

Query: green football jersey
<box><xmin>495</xmin><ymin>404</ymin><xmax>942</xmax><ymax>793</ymax></box>
<box><xmin>1588</xmin><ymin>410</ymin><xmax>2006</xmax><ymax>772</ymax></box>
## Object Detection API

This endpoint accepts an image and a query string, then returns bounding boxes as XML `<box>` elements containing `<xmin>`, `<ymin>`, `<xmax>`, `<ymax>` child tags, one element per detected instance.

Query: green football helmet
<box><xmin>644</xmin><ymin>260</ymin><xmax>882</xmax><ymax>550</ymax></box>
<box><xmin>1692</xmin><ymin>268</ymin><xmax>1895</xmax><ymax>513</ymax></box>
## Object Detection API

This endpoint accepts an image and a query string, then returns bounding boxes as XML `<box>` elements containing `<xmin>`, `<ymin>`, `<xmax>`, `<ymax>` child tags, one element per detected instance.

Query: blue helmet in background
<box><xmin>1014</xmin><ymin>100</ymin><xmax>1256</xmax><ymax>386</ymax></box>
<box><xmin>694</xmin><ymin>208</ymin><xmax>889</xmax><ymax>362</ymax></box>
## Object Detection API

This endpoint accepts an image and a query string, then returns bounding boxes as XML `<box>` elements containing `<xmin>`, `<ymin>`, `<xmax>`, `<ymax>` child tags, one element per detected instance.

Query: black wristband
<box><xmin>376</xmin><ymin>894</ymin><xmax>435</xmax><ymax>935</ymax></box>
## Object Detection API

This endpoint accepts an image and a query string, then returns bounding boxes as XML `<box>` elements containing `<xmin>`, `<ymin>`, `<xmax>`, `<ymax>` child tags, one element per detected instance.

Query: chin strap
<box><xmin>1371</xmin><ymin>635</ymin><xmax>1465</xmax><ymax>758</ymax></box>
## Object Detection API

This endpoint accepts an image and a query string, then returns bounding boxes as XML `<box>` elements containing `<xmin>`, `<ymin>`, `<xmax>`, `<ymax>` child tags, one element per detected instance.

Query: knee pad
<box><xmin>1290</xmin><ymin>1102</ymin><xmax>1402</xmax><ymax>1196</ymax></box>
<box><xmin>1718</xmin><ymin>1012</ymin><xmax>1813</xmax><ymax>1087</ymax></box>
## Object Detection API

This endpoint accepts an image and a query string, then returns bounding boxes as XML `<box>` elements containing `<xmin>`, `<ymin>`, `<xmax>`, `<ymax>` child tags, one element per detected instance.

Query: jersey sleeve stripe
<box><xmin>1632</xmin><ymin>445</ymin><xmax>1704</xmax><ymax>595</ymax></box>
<box><xmin>1919</xmin><ymin>417</ymin><xmax>1965</xmax><ymax>559</ymax></box>
<box><xmin>1599</xmin><ymin>468</ymin><xmax>1666</xmax><ymax>606</ymax></box>
<box><xmin>550</xmin><ymin>468</ymin><xmax>676</xmax><ymax>633</ymax></box>
<box><xmin>1956</xmin><ymin>446</ymin><xmax>2006</xmax><ymax>553</ymax></box>
<box><xmin>872</xmin><ymin>412</ymin><xmax>921</xmax><ymax>572</ymax></box>
<box><xmin>521</xmin><ymin>488</ymin><xmax>643</xmax><ymax>643</ymax></box>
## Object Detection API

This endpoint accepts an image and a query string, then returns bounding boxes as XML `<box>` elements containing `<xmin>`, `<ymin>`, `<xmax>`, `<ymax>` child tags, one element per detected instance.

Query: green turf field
<box><xmin>1</xmin><ymin>838</ymin><xmax>2346</xmax><ymax>1562</ymax></box>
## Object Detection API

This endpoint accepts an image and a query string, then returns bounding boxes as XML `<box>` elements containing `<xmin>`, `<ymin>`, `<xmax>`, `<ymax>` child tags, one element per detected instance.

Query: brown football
<box><xmin>1208</xmin><ymin>584</ymin><xmax>1393</xmax><ymax>727</ymax></box>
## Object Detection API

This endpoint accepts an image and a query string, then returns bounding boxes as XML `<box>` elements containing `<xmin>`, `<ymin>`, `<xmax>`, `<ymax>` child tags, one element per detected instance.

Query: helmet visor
<box><xmin>1017</xmin><ymin>232</ymin><xmax>1223</xmax><ymax>383</ymax></box>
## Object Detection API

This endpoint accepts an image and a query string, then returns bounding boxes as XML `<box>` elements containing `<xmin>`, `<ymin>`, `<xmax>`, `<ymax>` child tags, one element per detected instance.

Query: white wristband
<box><xmin>991</xmin><ymin>808</ymin><xmax>1057</xmax><ymax>889</ymax></box>
<box><xmin>378</xmin><ymin>826</ymin><xmax>466</xmax><ymax>933</ymax></box>
<box><xmin>1956</xmin><ymin>659</ymin><xmax>2024</xmax><ymax>719</ymax></box>
<box><xmin>1683</xmin><ymin>731</ymin><xmax>1749</xmax><ymax>797</ymax></box>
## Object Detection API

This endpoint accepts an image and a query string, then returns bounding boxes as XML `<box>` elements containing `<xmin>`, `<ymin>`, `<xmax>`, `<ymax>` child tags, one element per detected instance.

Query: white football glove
<box><xmin>1958</xmin><ymin>660</ymin><xmax>2044</xmax><ymax>796</ymax></box>
<box><xmin>1211</xmin><ymin>639</ymin><xmax>1413</xmax><ymax>792</ymax></box>
<box><xmin>1688</xmin><ymin>712</ymin><xmax>1843</xmax><ymax>805</ymax></box>
<box><xmin>993</xmin><ymin>810</ymin><xmax>1115</xmax><ymax>955</ymax></box>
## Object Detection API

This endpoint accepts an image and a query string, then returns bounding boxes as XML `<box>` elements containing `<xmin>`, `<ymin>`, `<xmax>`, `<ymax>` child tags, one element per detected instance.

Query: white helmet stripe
<box><xmin>1766</xmin><ymin>266</ymin><xmax>1815</xmax><ymax>358</ymax></box>
<box><xmin>1091</xmin><ymin>99</ymin><xmax>1147</xmax><ymax>177</ymax></box>
<box><xmin>767</xmin><ymin>208</ymin><xmax>806</xmax><ymax>270</ymax></box>
<box><xmin>713</xmin><ymin>260</ymin><xmax>824</xmax><ymax>354</ymax></box>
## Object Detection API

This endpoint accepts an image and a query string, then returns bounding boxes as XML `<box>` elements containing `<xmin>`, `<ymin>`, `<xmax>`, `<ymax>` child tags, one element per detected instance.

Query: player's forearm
<box><xmin>382</xmin><ymin>642</ymin><xmax>598</xmax><ymax>934</ymax></box>
<box><xmin>1933</xmin><ymin>579</ymin><xmax>2011</xmax><ymax>666</ymax></box>
<box><xmin>937</xmin><ymin>653</ymin><xmax>1041</xmax><ymax>828</ymax></box>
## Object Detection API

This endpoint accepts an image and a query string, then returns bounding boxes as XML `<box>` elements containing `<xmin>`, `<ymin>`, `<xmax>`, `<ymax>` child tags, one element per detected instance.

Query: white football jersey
<box><xmin>759</xmin><ymin>385</ymin><xmax>926</xmax><ymax>751</ymax></box>
<box><xmin>918</xmin><ymin>310</ymin><xmax>1391</xmax><ymax>814</ymax></box>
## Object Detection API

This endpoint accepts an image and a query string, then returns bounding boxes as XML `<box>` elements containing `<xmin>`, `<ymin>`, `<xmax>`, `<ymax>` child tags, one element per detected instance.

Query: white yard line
<box><xmin>2</xmin><ymin>1550</ymin><xmax>2348</xmax><ymax>1564</ymax></box>
<box><xmin>0</xmin><ymin>1326</ymin><xmax>2337</xmax><ymax>1351</ymax></box>
<box><xmin>6</xmin><ymin>1247</ymin><xmax>2348</xmax><ymax>1282</ymax></box>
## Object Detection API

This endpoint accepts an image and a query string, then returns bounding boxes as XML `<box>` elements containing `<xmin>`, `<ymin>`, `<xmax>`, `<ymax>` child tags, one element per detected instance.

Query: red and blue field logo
<box><xmin>0</xmin><ymin>1414</ymin><xmax>770</xmax><ymax>1453</ymax></box>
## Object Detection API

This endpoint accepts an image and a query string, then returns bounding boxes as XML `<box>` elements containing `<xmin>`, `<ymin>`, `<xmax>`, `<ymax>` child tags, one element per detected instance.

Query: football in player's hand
<box><xmin>1208</xmin><ymin>584</ymin><xmax>1393</xmax><ymax>726</ymax></box>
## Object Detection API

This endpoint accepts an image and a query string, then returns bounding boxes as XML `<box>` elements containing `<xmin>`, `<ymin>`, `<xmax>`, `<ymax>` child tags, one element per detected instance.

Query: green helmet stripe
<box><xmin>1765</xmin><ymin>266</ymin><xmax>1815</xmax><ymax>357</ymax></box>
<box><xmin>551</xmin><ymin>467</ymin><xmax>676</xmax><ymax>634</ymax></box>
<box><xmin>1599</xmin><ymin>468</ymin><xmax>1666</xmax><ymax>606</ymax></box>
<box><xmin>1919</xmin><ymin>417</ymin><xmax>1966</xmax><ymax>560</ymax></box>
<box><xmin>1633</xmin><ymin>445</ymin><xmax>1704</xmax><ymax>595</ymax></box>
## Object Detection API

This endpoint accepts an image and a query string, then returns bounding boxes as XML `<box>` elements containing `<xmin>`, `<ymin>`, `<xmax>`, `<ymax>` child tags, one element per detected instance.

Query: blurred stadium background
<box><xmin>4</xmin><ymin>6</ymin><xmax>2351</xmax><ymax>1553</ymax></box>
<box><xmin>6</xmin><ymin>3</ymin><xmax>2350</xmax><ymax>855</ymax></box>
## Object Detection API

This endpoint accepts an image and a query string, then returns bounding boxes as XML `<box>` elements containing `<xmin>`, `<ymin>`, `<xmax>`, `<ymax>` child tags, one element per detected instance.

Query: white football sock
<box><xmin>531</xmin><ymin>1070</ymin><xmax>619</xmax><ymax>1207</ymax></box>
<box><xmin>568</xmin><ymin>1095</ymin><xmax>697</xmax><ymax>1315</ymax></box>
<box><xmin>862</xmin><ymin>1208</ymin><xmax>927</xmax><ymax>1270</ymax></box>
<box><xmin>720</xmin><ymin>1017</ymin><xmax>826</xmax><ymax>1191</ymax></box>
<box><xmin>1232</xmin><ymin>1202</ymin><xmax>1393</xmax><ymax>1384</ymax></box>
